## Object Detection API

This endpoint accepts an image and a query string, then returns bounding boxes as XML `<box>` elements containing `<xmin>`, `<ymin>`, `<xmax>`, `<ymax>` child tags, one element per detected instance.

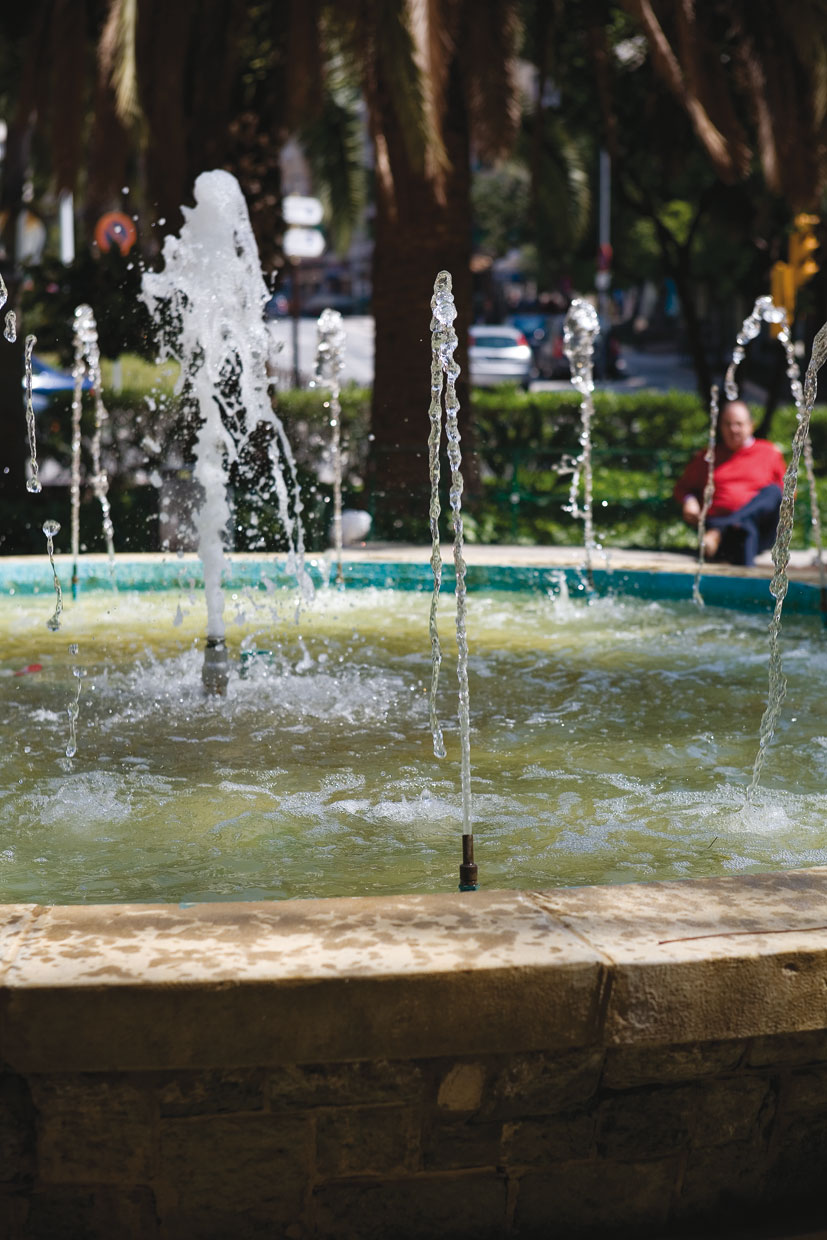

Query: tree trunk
<box><xmin>367</xmin><ymin>52</ymin><xmax>477</xmax><ymax>537</ymax></box>
<box><xmin>669</xmin><ymin>246</ymin><xmax>712</xmax><ymax>399</ymax></box>
<box><xmin>0</xmin><ymin>109</ymin><xmax>32</xmax><ymax>500</ymax></box>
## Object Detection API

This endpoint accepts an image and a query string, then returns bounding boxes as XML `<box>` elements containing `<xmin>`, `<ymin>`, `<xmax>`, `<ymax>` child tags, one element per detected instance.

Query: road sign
<box><xmin>283</xmin><ymin>195</ymin><xmax>324</xmax><ymax>227</ymax></box>
<box><xmin>284</xmin><ymin>226</ymin><xmax>325</xmax><ymax>259</ymax></box>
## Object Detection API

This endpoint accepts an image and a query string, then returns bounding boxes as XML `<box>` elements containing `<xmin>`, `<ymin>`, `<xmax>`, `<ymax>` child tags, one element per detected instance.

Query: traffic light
<box><xmin>770</xmin><ymin>259</ymin><xmax>795</xmax><ymax>328</ymax></box>
<box><xmin>789</xmin><ymin>212</ymin><xmax>820</xmax><ymax>294</ymax></box>
<box><xmin>770</xmin><ymin>214</ymin><xmax>820</xmax><ymax>334</ymax></box>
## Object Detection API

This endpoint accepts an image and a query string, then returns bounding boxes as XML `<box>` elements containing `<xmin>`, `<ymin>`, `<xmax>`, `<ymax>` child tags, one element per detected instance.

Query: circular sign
<box><xmin>94</xmin><ymin>212</ymin><xmax>137</xmax><ymax>256</ymax></box>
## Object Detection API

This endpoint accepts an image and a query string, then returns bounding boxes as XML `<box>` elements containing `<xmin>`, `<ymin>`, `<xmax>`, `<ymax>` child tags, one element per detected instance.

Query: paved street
<box><xmin>267</xmin><ymin>315</ymin><xmax>712</xmax><ymax>395</ymax></box>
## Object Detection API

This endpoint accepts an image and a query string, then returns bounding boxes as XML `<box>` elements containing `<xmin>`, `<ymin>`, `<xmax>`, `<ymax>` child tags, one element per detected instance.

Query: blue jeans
<box><xmin>706</xmin><ymin>484</ymin><xmax>783</xmax><ymax>566</ymax></box>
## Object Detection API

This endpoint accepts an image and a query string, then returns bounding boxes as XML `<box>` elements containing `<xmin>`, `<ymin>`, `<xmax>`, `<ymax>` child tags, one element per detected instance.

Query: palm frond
<box><xmin>100</xmin><ymin>0</ymin><xmax>142</xmax><ymax>127</ymax></box>
<box><xmin>300</xmin><ymin>77</ymin><xmax>366</xmax><ymax>252</ymax></box>
<box><xmin>461</xmin><ymin>0</ymin><xmax>522</xmax><ymax>161</ymax></box>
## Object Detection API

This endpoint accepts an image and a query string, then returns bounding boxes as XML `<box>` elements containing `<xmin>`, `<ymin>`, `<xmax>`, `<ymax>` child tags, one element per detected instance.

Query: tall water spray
<box><xmin>70</xmin><ymin>304</ymin><xmax>116</xmax><ymax>592</ymax></box>
<box><xmin>748</xmin><ymin>316</ymin><xmax>827</xmax><ymax>799</ymax></box>
<box><xmin>314</xmin><ymin>308</ymin><xmax>347</xmax><ymax>587</ymax></box>
<box><xmin>692</xmin><ymin>384</ymin><xmax>721</xmax><ymax>606</ymax></box>
<box><xmin>141</xmin><ymin>170</ymin><xmax>311</xmax><ymax>694</ymax></box>
<box><xmin>427</xmin><ymin>271</ymin><xmax>475</xmax><ymax>890</ymax></box>
<box><xmin>563</xmin><ymin>299</ymin><xmax>601</xmax><ymax>587</ymax></box>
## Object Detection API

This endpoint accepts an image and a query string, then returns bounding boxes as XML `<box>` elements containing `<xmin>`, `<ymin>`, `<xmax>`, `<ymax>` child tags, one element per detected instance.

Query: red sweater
<box><xmin>673</xmin><ymin>439</ymin><xmax>786</xmax><ymax>516</ymax></box>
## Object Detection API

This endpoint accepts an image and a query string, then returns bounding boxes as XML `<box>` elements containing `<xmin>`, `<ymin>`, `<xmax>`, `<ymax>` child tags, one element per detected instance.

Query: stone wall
<box><xmin>2</xmin><ymin>871</ymin><xmax>827</xmax><ymax>1237</ymax></box>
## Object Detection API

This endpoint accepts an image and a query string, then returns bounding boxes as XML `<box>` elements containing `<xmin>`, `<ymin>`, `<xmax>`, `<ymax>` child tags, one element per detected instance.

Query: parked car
<box><xmin>506</xmin><ymin>310</ymin><xmax>627</xmax><ymax>381</ymax></box>
<box><xmin>468</xmin><ymin>324</ymin><xmax>533</xmax><ymax>389</ymax></box>
<box><xmin>27</xmin><ymin>356</ymin><xmax>93</xmax><ymax>413</ymax></box>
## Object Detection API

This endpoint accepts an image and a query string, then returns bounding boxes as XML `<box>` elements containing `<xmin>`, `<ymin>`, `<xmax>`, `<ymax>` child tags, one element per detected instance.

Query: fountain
<box><xmin>2</xmin><ymin>179</ymin><xmax>827</xmax><ymax>1237</ymax></box>
<box><xmin>140</xmin><ymin>169</ymin><xmax>311</xmax><ymax>695</ymax></box>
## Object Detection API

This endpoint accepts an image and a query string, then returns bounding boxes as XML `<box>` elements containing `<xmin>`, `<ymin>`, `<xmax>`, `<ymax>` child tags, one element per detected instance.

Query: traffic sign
<box><xmin>283</xmin><ymin>195</ymin><xmax>324</xmax><ymax>227</ymax></box>
<box><xmin>284</xmin><ymin>227</ymin><xmax>325</xmax><ymax>259</ymax></box>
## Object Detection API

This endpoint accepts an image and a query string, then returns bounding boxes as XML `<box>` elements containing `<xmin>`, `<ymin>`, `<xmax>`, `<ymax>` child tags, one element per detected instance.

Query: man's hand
<box><xmin>682</xmin><ymin>495</ymin><xmax>701</xmax><ymax>527</ymax></box>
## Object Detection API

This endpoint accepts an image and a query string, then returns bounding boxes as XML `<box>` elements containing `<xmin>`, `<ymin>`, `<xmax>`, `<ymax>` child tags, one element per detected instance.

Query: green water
<box><xmin>2</xmin><ymin>583</ymin><xmax>827</xmax><ymax>905</ymax></box>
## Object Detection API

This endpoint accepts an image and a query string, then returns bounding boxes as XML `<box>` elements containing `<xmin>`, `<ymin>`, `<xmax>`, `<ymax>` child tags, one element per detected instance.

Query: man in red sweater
<box><xmin>674</xmin><ymin>400</ymin><xmax>787</xmax><ymax>565</ymax></box>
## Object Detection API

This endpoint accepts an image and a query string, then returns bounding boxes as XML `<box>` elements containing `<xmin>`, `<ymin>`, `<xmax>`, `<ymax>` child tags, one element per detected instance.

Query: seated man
<box><xmin>674</xmin><ymin>400</ymin><xmax>786</xmax><ymax>565</ymax></box>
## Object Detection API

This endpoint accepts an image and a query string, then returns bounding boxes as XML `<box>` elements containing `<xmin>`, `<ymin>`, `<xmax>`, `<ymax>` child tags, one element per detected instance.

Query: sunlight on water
<box><xmin>2</xmin><ymin>585</ymin><xmax>827</xmax><ymax>905</ymax></box>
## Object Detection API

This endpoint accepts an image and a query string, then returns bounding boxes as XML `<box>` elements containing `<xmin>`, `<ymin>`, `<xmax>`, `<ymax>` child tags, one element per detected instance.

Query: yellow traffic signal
<box><xmin>789</xmin><ymin>212</ymin><xmax>820</xmax><ymax>293</ymax></box>
<box><xmin>771</xmin><ymin>260</ymin><xmax>795</xmax><ymax>327</ymax></box>
<box><xmin>770</xmin><ymin>214</ymin><xmax>820</xmax><ymax>333</ymax></box>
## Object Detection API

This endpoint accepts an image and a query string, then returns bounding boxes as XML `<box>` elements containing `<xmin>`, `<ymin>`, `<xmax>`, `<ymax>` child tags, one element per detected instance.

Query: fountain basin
<box><xmin>1</xmin><ymin>548</ymin><xmax>826</xmax><ymax>904</ymax></box>
<box><xmin>1</xmin><ymin>547</ymin><xmax>825</xmax><ymax>1236</ymax></box>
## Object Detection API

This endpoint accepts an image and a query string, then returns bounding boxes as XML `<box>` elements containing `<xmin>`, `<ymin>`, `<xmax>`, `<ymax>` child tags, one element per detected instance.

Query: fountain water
<box><xmin>562</xmin><ymin>298</ymin><xmax>601</xmax><ymax>587</ymax></box>
<box><xmin>141</xmin><ymin>169</ymin><xmax>311</xmax><ymax>694</ymax></box>
<box><xmin>3</xmin><ymin>178</ymin><xmax>827</xmax><ymax>907</ymax></box>
<box><xmin>70</xmin><ymin>304</ymin><xmax>116</xmax><ymax>592</ymax></box>
<box><xmin>427</xmin><ymin>271</ymin><xmax>475</xmax><ymax>890</ymax></box>
<box><xmin>313</xmin><ymin>308</ymin><xmax>346</xmax><ymax>586</ymax></box>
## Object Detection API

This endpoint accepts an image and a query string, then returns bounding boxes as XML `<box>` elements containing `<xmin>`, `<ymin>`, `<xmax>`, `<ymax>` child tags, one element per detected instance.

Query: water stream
<box><xmin>748</xmin><ymin>319</ymin><xmax>827</xmax><ymax>799</ymax></box>
<box><xmin>314</xmin><ymin>308</ymin><xmax>346</xmax><ymax>586</ymax></box>
<box><xmin>427</xmin><ymin>271</ymin><xmax>473</xmax><ymax>851</ymax></box>
<box><xmin>562</xmin><ymin>299</ymin><xmax>600</xmax><ymax>586</ymax></box>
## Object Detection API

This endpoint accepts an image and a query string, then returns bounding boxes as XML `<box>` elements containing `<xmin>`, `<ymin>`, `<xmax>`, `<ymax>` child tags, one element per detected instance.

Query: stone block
<box><xmin>422</xmin><ymin>1119</ymin><xmax>502</xmax><ymax>1171</ymax></box>
<box><xmin>158</xmin><ymin>1113</ymin><xmax>311</xmax><ymax>1235</ymax></box>
<box><xmin>602</xmin><ymin>1039</ymin><xmax>745</xmax><ymax>1088</ymax></box>
<box><xmin>676</xmin><ymin>1139</ymin><xmax>767</xmax><ymax>1220</ymax></box>
<box><xmin>436</xmin><ymin>1063</ymin><xmax>486</xmax><ymax>1113</ymax></box>
<box><xmin>30</xmin><ymin>1075</ymin><xmax>155</xmax><ymax>1184</ymax></box>
<box><xmin>0</xmin><ymin>1074</ymin><xmax>35</xmax><ymax>1186</ymax></box>
<box><xmin>784</xmin><ymin>1063</ymin><xmax>827</xmax><ymax>1115</ymax></box>
<box><xmin>158</xmin><ymin>1068</ymin><xmax>265</xmax><ymax>1117</ymax></box>
<box><xmin>316</xmin><ymin>1105</ymin><xmax>420</xmax><ymax>1177</ymax></box>
<box><xmin>765</xmin><ymin>1112</ymin><xmax>827</xmax><ymax>1206</ymax></box>
<box><xmin>748</xmin><ymin>1029</ymin><xmax>827</xmax><ymax>1068</ymax></box>
<box><xmin>484</xmin><ymin>1048</ymin><xmax>604</xmax><ymax>1118</ymax></box>
<box><xmin>534</xmin><ymin>872</ymin><xmax>827</xmax><ymax>1046</ymax></box>
<box><xmin>503</xmin><ymin>1110</ymin><xmax>594</xmax><ymax>1166</ymax></box>
<box><xmin>2</xmin><ymin>894</ymin><xmax>603</xmax><ymax>1072</ymax></box>
<box><xmin>313</xmin><ymin>1173</ymin><xmax>508</xmax><ymax>1239</ymax></box>
<box><xmin>692</xmin><ymin>1075</ymin><xmax>774</xmax><ymax>1147</ymax></box>
<box><xmin>596</xmin><ymin>1085</ymin><xmax>696</xmax><ymax>1158</ymax></box>
<box><xmin>513</xmin><ymin>1157</ymin><xmax>679</xmax><ymax>1236</ymax></box>
<box><xmin>19</xmin><ymin>1186</ymin><xmax>158</xmax><ymax>1239</ymax></box>
<box><xmin>268</xmin><ymin>1058</ymin><xmax>425</xmax><ymax>1110</ymax></box>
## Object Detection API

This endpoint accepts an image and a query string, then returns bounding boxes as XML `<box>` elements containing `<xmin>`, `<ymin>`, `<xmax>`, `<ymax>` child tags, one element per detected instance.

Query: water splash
<box><xmin>747</xmin><ymin>317</ymin><xmax>827</xmax><ymax>799</ymax></box>
<box><xmin>65</xmin><ymin>643</ymin><xmax>86</xmax><ymax>759</ymax></box>
<box><xmin>692</xmin><ymin>384</ymin><xmax>720</xmax><ymax>606</ymax></box>
<box><xmin>24</xmin><ymin>335</ymin><xmax>41</xmax><ymax>493</ymax></box>
<box><xmin>314</xmin><ymin>308</ymin><xmax>346</xmax><ymax>587</ymax></box>
<box><xmin>562</xmin><ymin>299</ymin><xmax>601</xmax><ymax>587</ymax></box>
<box><xmin>42</xmin><ymin>520</ymin><xmax>63</xmax><ymax>631</ymax></box>
<box><xmin>4</xmin><ymin>310</ymin><xmax>16</xmax><ymax>343</ymax></box>
<box><xmin>72</xmin><ymin>305</ymin><xmax>117</xmax><ymax>572</ymax></box>
<box><xmin>141</xmin><ymin>170</ymin><xmax>312</xmax><ymax>678</ymax></box>
<box><xmin>427</xmin><ymin>271</ymin><xmax>472</xmax><ymax>839</ymax></box>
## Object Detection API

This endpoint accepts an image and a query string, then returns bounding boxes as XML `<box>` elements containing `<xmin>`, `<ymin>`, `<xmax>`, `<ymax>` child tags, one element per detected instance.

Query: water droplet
<box><xmin>42</xmin><ymin>520</ymin><xmax>60</xmax><ymax>536</ymax></box>
<box><xmin>26</xmin><ymin>479</ymin><xmax>42</xmax><ymax>494</ymax></box>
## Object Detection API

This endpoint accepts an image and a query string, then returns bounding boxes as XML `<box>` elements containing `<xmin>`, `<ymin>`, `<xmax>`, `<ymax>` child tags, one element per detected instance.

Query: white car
<box><xmin>468</xmin><ymin>324</ymin><xmax>533</xmax><ymax>388</ymax></box>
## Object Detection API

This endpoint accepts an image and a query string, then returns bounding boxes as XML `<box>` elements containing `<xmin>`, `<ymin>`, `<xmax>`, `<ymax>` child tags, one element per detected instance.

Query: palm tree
<box><xmin>619</xmin><ymin>0</ymin><xmax>827</xmax><ymax>212</ymax></box>
<box><xmin>311</xmin><ymin>0</ymin><xmax>522</xmax><ymax>531</ymax></box>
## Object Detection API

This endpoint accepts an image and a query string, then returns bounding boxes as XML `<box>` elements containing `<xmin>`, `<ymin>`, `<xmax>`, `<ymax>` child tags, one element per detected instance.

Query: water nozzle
<box><xmin>459</xmin><ymin>833</ymin><xmax>478</xmax><ymax>892</ymax></box>
<box><xmin>202</xmin><ymin>636</ymin><xmax>229</xmax><ymax>696</ymax></box>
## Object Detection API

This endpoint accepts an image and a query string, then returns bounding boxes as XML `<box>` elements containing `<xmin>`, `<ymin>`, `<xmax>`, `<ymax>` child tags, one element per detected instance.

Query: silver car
<box><xmin>468</xmin><ymin>324</ymin><xmax>533</xmax><ymax>388</ymax></box>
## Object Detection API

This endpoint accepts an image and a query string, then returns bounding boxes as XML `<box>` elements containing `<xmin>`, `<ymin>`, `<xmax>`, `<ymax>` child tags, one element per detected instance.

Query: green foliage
<box><xmin>21</xmin><ymin>250</ymin><xmax>154</xmax><ymax>362</ymax></box>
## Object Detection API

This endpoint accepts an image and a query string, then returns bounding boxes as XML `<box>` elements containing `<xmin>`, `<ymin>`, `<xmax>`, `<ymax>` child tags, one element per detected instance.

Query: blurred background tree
<box><xmin>2</xmin><ymin>0</ymin><xmax>827</xmax><ymax>518</ymax></box>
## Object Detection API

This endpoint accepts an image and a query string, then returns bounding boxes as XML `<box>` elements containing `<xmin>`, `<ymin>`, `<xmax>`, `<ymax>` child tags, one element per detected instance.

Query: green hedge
<box><xmin>9</xmin><ymin>385</ymin><xmax>825</xmax><ymax>554</ymax></box>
